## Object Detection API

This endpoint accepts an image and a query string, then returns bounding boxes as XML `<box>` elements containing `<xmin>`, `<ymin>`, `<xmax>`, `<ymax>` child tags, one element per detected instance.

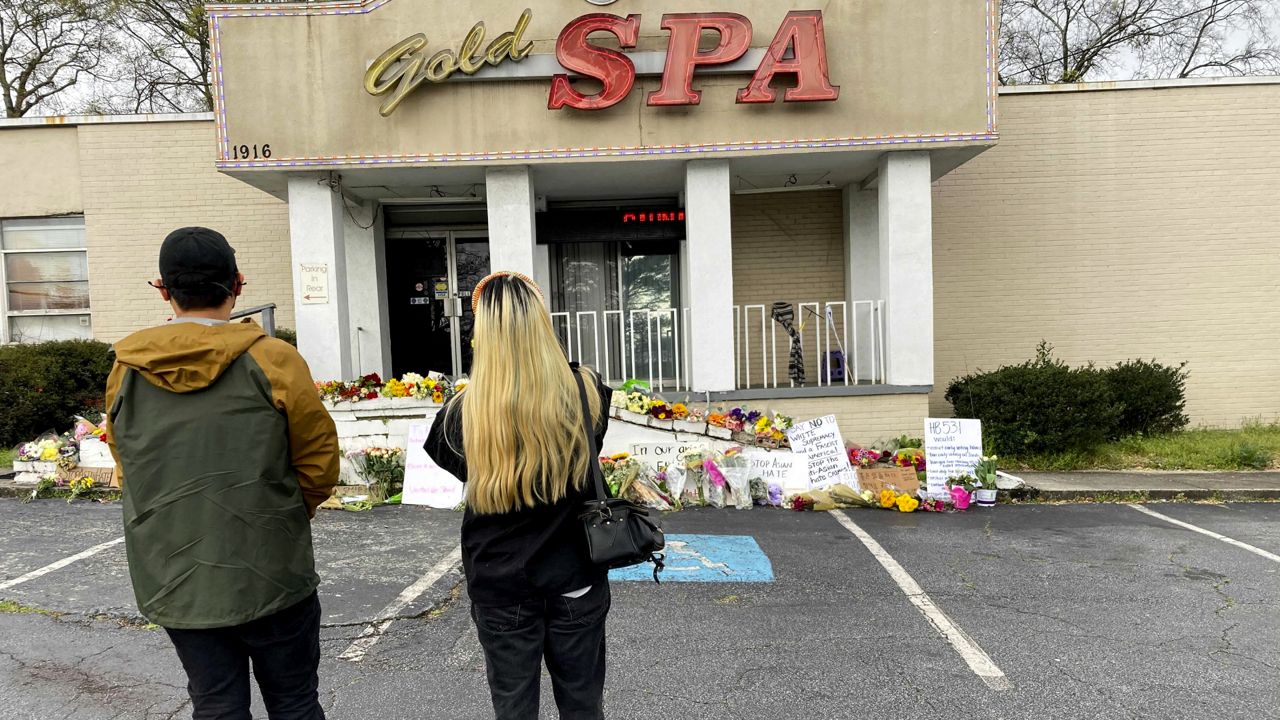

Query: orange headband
<box><xmin>471</xmin><ymin>271</ymin><xmax>545</xmax><ymax>313</ymax></box>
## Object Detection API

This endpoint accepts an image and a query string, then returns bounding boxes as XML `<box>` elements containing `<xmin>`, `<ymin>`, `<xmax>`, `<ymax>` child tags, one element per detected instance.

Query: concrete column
<box><xmin>288</xmin><ymin>173</ymin><xmax>353</xmax><ymax>380</ymax></box>
<box><xmin>343</xmin><ymin>200</ymin><xmax>391</xmax><ymax>378</ymax></box>
<box><xmin>485</xmin><ymin>166</ymin><xmax>537</xmax><ymax>276</ymax></box>
<box><xmin>843</xmin><ymin>186</ymin><xmax>880</xmax><ymax>383</ymax></box>
<box><xmin>532</xmin><ymin>243</ymin><xmax>551</xmax><ymax>307</ymax></box>
<box><xmin>877</xmin><ymin>152</ymin><xmax>934</xmax><ymax>386</ymax></box>
<box><xmin>684</xmin><ymin>160</ymin><xmax>735</xmax><ymax>392</ymax></box>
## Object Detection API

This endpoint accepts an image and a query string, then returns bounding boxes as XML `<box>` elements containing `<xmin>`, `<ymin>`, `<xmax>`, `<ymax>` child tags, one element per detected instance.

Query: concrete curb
<box><xmin>1014</xmin><ymin>487</ymin><xmax>1280</xmax><ymax>503</ymax></box>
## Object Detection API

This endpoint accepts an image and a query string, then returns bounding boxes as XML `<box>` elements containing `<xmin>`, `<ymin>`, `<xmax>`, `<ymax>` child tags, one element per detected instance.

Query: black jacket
<box><xmin>424</xmin><ymin>366</ymin><xmax>612</xmax><ymax>607</ymax></box>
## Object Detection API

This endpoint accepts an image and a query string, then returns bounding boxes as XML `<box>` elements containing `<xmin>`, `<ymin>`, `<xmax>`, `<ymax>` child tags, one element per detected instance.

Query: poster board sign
<box><xmin>785</xmin><ymin>415</ymin><xmax>856</xmax><ymax>490</ymax></box>
<box><xmin>742</xmin><ymin>450</ymin><xmax>811</xmax><ymax>493</ymax></box>
<box><xmin>923</xmin><ymin>418</ymin><xmax>983</xmax><ymax>497</ymax></box>
<box><xmin>402</xmin><ymin>423</ymin><xmax>464</xmax><ymax>508</ymax></box>
<box><xmin>855</xmin><ymin>467</ymin><xmax>920</xmax><ymax>498</ymax></box>
<box><xmin>630</xmin><ymin>443</ymin><xmax>705</xmax><ymax>470</ymax></box>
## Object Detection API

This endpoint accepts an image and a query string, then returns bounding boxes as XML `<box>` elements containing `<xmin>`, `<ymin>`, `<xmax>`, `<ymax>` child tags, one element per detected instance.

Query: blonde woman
<box><xmin>425</xmin><ymin>271</ymin><xmax>612</xmax><ymax>720</ymax></box>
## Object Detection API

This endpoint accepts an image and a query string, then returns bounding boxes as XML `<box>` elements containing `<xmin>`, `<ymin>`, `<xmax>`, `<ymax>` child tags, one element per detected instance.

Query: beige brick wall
<box><xmin>731</xmin><ymin>190</ymin><xmax>847</xmax><ymax>388</ymax></box>
<box><xmin>764</xmin><ymin>393</ymin><xmax>929</xmax><ymax>446</ymax></box>
<box><xmin>933</xmin><ymin>84</ymin><xmax>1280</xmax><ymax>427</ymax></box>
<box><xmin>77</xmin><ymin>121</ymin><xmax>294</xmax><ymax>342</ymax></box>
<box><xmin>0</xmin><ymin>127</ymin><xmax>82</xmax><ymax>217</ymax></box>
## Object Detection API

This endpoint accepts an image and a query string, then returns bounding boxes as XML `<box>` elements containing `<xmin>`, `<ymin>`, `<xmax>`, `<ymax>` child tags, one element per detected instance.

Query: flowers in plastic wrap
<box><xmin>648</xmin><ymin>401</ymin><xmax>674</xmax><ymax>421</ymax></box>
<box><xmin>767</xmin><ymin>483</ymin><xmax>784</xmax><ymax>506</ymax></box>
<box><xmin>719</xmin><ymin>448</ymin><xmax>753</xmax><ymax>510</ymax></box>
<box><xmin>894</xmin><ymin>448</ymin><xmax>926</xmax><ymax>472</ymax></box>
<box><xmin>879</xmin><ymin>489</ymin><xmax>897</xmax><ymax>509</ymax></box>
<box><xmin>625</xmin><ymin>392</ymin><xmax>651</xmax><ymax>415</ymax></box>
<box><xmin>347</xmin><ymin>447</ymin><xmax>406</xmax><ymax>501</ymax></box>
<box><xmin>600</xmin><ymin>453</ymin><xmax>641</xmax><ymax>498</ymax></box>
<box><xmin>848</xmin><ymin>447</ymin><xmax>883</xmax><ymax>468</ymax></box>
<box><xmin>950</xmin><ymin>485</ymin><xmax>972</xmax><ymax>510</ymax></box>
<box><xmin>671</xmin><ymin>403</ymin><xmax>689</xmax><ymax>420</ymax></box>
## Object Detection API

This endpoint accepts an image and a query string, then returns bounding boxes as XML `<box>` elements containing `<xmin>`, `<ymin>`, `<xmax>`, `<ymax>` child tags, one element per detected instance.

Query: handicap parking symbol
<box><xmin>609</xmin><ymin>534</ymin><xmax>774</xmax><ymax>583</ymax></box>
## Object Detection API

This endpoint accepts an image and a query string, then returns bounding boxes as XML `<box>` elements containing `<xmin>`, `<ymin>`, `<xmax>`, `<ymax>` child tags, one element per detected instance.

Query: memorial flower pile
<box><xmin>316</xmin><ymin>373</ymin><xmax>464</xmax><ymax>404</ymax></box>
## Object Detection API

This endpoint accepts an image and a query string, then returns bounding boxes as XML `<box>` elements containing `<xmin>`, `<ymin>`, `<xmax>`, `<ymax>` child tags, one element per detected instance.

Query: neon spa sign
<box><xmin>364</xmin><ymin>8</ymin><xmax>839</xmax><ymax>116</ymax></box>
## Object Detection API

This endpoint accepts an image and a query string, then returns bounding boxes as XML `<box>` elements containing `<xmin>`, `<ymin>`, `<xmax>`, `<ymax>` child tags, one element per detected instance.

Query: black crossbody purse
<box><xmin>574</xmin><ymin>371</ymin><xmax>665</xmax><ymax>583</ymax></box>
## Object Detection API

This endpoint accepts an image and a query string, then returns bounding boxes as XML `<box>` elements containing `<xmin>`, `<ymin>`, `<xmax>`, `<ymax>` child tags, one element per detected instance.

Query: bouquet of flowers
<box><xmin>848</xmin><ymin>447</ymin><xmax>885</xmax><ymax>468</ymax></box>
<box><xmin>718</xmin><ymin>447</ymin><xmax>753</xmax><ymax>510</ymax></box>
<box><xmin>347</xmin><ymin>447</ymin><xmax>405</xmax><ymax>501</ymax></box>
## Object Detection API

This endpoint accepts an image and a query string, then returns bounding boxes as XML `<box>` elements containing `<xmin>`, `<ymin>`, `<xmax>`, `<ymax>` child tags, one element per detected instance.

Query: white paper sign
<box><xmin>924</xmin><ymin>418</ymin><xmax>983</xmax><ymax>497</ymax></box>
<box><xmin>402</xmin><ymin>423</ymin><xmax>464</xmax><ymax>509</ymax></box>
<box><xmin>785</xmin><ymin>415</ymin><xmax>856</xmax><ymax>490</ymax></box>
<box><xmin>742</xmin><ymin>450</ymin><xmax>811</xmax><ymax>493</ymax></box>
<box><xmin>630</xmin><ymin>443</ymin><xmax>705</xmax><ymax>469</ymax></box>
<box><xmin>299</xmin><ymin>263</ymin><xmax>329</xmax><ymax>305</ymax></box>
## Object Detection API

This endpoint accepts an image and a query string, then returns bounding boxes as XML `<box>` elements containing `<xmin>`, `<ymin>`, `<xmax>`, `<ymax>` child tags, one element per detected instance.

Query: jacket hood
<box><xmin>112</xmin><ymin>321</ymin><xmax>267</xmax><ymax>393</ymax></box>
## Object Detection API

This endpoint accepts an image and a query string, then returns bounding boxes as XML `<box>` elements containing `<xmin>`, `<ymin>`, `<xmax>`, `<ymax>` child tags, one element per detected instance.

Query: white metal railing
<box><xmin>733</xmin><ymin>300</ymin><xmax>886</xmax><ymax>390</ymax></box>
<box><xmin>552</xmin><ymin>307</ymin><xmax>689</xmax><ymax>392</ymax></box>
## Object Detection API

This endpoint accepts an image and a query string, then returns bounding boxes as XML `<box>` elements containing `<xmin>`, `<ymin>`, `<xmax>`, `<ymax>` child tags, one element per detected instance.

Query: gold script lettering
<box><xmin>364</xmin><ymin>8</ymin><xmax>534</xmax><ymax>117</ymax></box>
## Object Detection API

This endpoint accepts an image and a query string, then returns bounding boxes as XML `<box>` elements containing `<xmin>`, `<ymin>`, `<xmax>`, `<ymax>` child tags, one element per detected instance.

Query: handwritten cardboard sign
<box><xmin>630</xmin><ymin>443</ymin><xmax>706</xmax><ymax>470</ymax></box>
<box><xmin>742</xmin><ymin>450</ymin><xmax>811</xmax><ymax>493</ymax></box>
<box><xmin>855</xmin><ymin>467</ymin><xmax>920</xmax><ymax>497</ymax></box>
<box><xmin>785</xmin><ymin>415</ymin><xmax>856</xmax><ymax>490</ymax></box>
<box><xmin>402</xmin><ymin>423</ymin><xmax>464</xmax><ymax>508</ymax></box>
<box><xmin>923</xmin><ymin>418</ymin><xmax>983</xmax><ymax>497</ymax></box>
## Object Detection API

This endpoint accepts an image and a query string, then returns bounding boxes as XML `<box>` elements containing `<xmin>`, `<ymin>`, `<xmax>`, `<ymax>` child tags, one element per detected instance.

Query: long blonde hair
<box><xmin>450</xmin><ymin>272</ymin><xmax>602</xmax><ymax>515</ymax></box>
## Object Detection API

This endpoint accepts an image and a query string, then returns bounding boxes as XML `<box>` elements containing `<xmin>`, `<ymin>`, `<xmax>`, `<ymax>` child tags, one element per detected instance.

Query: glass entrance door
<box><xmin>386</xmin><ymin>230</ymin><xmax>490</xmax><ymax>378</ymax></box>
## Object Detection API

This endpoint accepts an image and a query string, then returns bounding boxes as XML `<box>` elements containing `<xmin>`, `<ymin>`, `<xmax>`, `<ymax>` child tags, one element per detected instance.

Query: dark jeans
<box><xmin>471</xmin><ymin>583</ymin><xmax>611</xmax><ymax>720</ymax></box>
<box><xmin>164</xmin><ymin>592</ymin><xmax>325</xmax><ymax>720</ymax></box>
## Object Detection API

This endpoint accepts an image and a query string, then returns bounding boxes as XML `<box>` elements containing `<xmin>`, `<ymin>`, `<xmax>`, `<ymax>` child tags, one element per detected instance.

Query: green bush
<box><xmin>945</xmin><ymin>342</ymin><xmax>1122</xmax><ymax>456</ymax></box>
<box><xmin>274</xmin><ymin>327</ymin><xmax>298</xmax><ymax>347</ymax></box>
<box><xmin>0</xmin><ymin>340</ymin><xmax>114</xmax><ymax>447</ymax></box>
<box><xmin>1105</xmin><ymin>359</ymin><xmax>1189</xmax><ymax>437</ymax></box>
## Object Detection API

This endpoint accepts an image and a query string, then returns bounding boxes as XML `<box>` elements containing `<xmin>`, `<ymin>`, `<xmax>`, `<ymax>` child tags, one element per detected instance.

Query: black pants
<box><xmin>164</xmin><ymin>592</ymin><xmax>325</xmax><ymax>720</ymax></box>
<box><xmin>471</xmin><ymin>583</ymin><xmax>610</xmax><ymax>720</ymax></box>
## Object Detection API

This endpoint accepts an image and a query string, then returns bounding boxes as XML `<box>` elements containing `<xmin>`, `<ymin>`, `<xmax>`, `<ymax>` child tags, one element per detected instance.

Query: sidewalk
<box><xmin>1016</xmin><ymin>471</ymin><xmax>1280</xmax><ymax>501</ymax></box>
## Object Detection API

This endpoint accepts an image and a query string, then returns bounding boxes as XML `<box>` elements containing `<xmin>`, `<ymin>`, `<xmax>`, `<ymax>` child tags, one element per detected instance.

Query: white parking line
<box><xmin>0</xmin><ymin>536</ymin><xmax>126</xmax><ymax>593</ymax></box>
<box><xmin>339</xmin><ymin>545</ymin><xmax>463</xmax><ymax>663</ymax></box>
<box><xmin>1127</xmin><ymin>504</ymin><xmax>1280</xmax><ymax>564</ymax></box>
<box><xmin>832</xmin><ymin>511</ymin><xmax>1012</xmax><ymax>691</ymax></box>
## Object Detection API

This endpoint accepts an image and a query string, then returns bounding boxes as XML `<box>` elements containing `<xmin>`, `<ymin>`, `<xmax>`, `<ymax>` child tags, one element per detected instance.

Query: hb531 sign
<box><xmin>365</xmin><ymin>8</ymin><xmax>839</xmax><ymax>116</ymax></box>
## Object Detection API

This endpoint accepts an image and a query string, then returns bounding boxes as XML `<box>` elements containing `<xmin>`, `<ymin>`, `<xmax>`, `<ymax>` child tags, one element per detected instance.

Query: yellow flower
<box><xmin>672</xmin><ymin>403</ymin><xmax>689</xmax><ymax>420</ymax></box>
<box><xmin>424</xmin><ymin>378</ymin><xmax>438</xmax><ymax>390</ymax></box>
<box><xmin>896</xmin><ymin>494</ymin><xmax>920</xmax><ymax>513</ymax></box>
<box><xmin>879</xmin><ymin>489</ymin><xmax>897</xmax><ymax>508</ymax></box>
<box><xmin>40</xmin><ymin>446</ymin><xmax>58</xmax><ymax>461</ymax></box>
<box><xmin>431</xmin><ymin>391</ymin><xmax>444</xmax><ymax>403</ymax></box>
<box><xmin>610</xmin><ymin>452</ymin><xmax>631</xmax><ymax>461</ymax></box>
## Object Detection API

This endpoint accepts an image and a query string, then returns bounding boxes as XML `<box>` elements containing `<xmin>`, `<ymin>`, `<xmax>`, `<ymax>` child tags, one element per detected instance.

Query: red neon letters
<box><xmin>551</xmin><ymin>10</ymin><xmax>838</xmax><ymax>111</ymax></box>
<box><xmin>548</xmin><ymin>14</ymin><xmax>641</xmax><ymax>111</ymax></box>
<box><xmin>647</xmin><ymin>13</ymin><xmax>753</xmax><ymax>106</ymax></box>
<box><xmin>738</xmin><ymin>11</ymin><xmax>840</xmax><ymax>103</ymax></box>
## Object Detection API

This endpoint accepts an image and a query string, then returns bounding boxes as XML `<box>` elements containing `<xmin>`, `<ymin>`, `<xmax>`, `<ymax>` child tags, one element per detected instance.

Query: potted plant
<box><xmin>972</xmin><ymin>456</ymin><xmax>999</xmax><ymax>507</ymax></box>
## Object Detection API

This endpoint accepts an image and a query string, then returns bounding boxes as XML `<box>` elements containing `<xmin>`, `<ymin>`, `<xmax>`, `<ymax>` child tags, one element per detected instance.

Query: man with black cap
<box><xmin>104</xmin><ymin>227</ymin><xmax>338</xmax><ymax>719</ymax></box>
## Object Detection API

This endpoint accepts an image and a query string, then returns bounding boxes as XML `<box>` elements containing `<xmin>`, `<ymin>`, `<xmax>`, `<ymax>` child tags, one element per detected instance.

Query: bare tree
<box><xmin>0</xmin><ymin>0</ymin><xmax>119</xmax><ymax>117</ymax></box>
<box><xmin>1000</xmin><ymin>0</ymin><xmax>1280</xmax><ymax>84</ymax></box>
<box><xmin>1138</xmin><ymin>0</ymin><xmax>1280</xmax><ymax>78</ymax></box>
<box><xmin>111</xmin><ymin>0</ymin><xmax>212</xmax><ymax>112</ymax></box>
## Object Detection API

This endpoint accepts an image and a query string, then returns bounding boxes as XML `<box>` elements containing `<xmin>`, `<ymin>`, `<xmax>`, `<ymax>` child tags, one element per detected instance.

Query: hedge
<box><xmin>0</xmin><ymin>340</ymin><xmax>114</xmax><ymax>447</ymax></box>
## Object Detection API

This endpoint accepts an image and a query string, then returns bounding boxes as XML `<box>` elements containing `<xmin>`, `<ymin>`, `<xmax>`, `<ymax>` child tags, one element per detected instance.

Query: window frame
<box><xmin>0</xmin><ymin>217</ymin><xmax>91</xmax><ymax>344</ymax></box>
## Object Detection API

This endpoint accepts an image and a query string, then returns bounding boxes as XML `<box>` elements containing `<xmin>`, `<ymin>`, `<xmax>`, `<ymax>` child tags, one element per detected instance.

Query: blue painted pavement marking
<box><xmin>609</xmin><ymin>534</ymin><xmax>774</xmax><ymax>583</ymax></box>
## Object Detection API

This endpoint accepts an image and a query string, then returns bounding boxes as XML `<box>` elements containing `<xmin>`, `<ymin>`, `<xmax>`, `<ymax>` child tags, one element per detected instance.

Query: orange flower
<box><xmin>708</xmin><ymin>412</ymin><xmax>727</xmax><ymax>427</ymax></box>
<box><xmin>672</xmin><ymin>403</ymin><xmax>689</xmax><ymax>420</ymax></box>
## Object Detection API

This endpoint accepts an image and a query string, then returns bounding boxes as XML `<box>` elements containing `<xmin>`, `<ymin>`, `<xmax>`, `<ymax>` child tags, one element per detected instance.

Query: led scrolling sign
<box><xmin>364</xmin><ymin>8</ymin><xmax>839</xmax><ymax>116</ymax></box>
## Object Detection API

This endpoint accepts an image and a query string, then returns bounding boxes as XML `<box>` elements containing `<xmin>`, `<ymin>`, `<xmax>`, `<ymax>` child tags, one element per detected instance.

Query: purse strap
<box><xmin>573</xmin><ymin>369</ymin><xmax>608</xmax><ymax>501</ymax></box>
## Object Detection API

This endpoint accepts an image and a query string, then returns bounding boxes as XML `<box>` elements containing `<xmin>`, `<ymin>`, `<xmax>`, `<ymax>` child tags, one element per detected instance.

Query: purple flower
<box><xmin>745</xmin><ymin>410</ymin><xmax>762</xmax><ymax>423</ymax></box>
<box><xmin>767</xmin><ymin>483</ymin><xmax>784</xmax><ymax>506</ymax></box>
<box><xmin>728</xmin><ymin>408</ymin><xmax>745</xmax><ymax>420</ymax></box>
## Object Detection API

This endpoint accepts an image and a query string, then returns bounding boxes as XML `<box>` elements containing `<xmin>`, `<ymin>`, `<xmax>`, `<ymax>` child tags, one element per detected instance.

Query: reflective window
<box><xmin>1</xmin><ymin>218</ymin><xmax>91</xmax><ymax>343</ymax></box>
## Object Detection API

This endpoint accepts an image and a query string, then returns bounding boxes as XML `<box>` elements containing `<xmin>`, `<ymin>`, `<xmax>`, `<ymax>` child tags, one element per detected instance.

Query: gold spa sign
<box><xmin>363</xmin><ymin>8</ymin><xmax>534</xmax><ymax>117</ymax></box>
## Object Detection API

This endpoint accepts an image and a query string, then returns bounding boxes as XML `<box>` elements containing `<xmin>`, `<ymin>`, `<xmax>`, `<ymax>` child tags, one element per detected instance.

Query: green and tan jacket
<box><xmin>105</xmin><ymin>321</ymin><xmax>339</xmax><ymax>629</ymax></box>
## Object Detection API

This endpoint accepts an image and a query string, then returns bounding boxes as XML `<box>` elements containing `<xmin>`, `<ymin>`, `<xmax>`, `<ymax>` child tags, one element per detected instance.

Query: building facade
<box><xmin>1</xmin><ymin>0</ymin><xmax>1276</xmax><ymax>441</ymax></box>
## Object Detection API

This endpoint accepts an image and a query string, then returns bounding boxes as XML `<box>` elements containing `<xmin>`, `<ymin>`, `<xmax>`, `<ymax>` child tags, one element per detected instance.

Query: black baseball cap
<box><xmin>159</xmin><ymin>227</ymin><xmax>238</xmax><ymax>293</ymax></box>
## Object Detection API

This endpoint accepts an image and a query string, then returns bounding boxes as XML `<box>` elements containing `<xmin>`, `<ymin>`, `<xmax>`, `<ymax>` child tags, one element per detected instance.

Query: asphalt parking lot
<box><xmin>0</xmin><ymin>499</ymin><xmax>1277</xmax><ymax>719</ymax></box>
